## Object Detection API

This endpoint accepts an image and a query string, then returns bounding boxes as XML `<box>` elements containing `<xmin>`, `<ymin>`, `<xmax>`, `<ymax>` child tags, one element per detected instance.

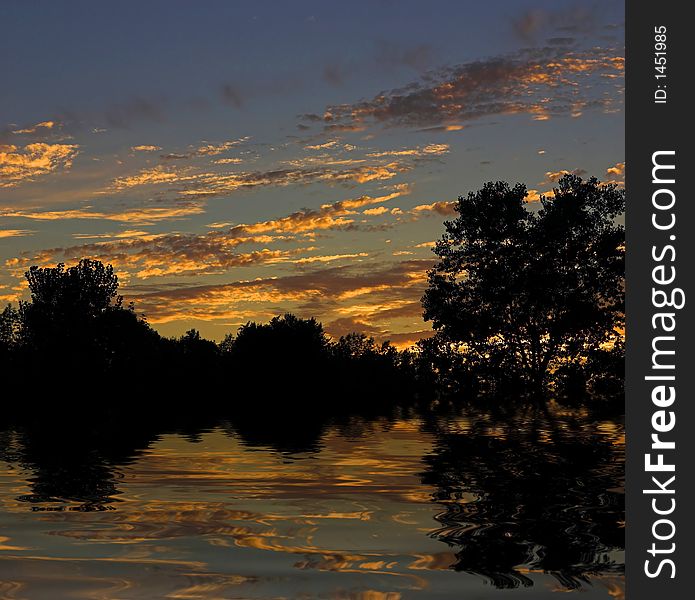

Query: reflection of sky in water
<box><xmin>0</xmin><ymin>416</ymin><xmax>623</xmax><ymax>599</ymax></box>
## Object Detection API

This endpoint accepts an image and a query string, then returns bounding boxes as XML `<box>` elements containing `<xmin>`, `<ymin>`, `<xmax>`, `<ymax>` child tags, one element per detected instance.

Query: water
<box><xmin>0</xmin><ymin>407</ymin><xmax>624</xmax><ymax>599</ymax></box>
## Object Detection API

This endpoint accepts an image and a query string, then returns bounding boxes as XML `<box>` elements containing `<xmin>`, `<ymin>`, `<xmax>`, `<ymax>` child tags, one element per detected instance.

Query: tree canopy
<box><xmin>422</xmin><ymin>175</ymin><xmax>624</xmax><ymax>391</ymax></box>
<box><xmin>25</xmin><ymin>259</ymin><xmax>121</xmax><ymax>315</ymax></box>
<box><xmin>12</xmin><ymin>259</ymin><xmax>159</xmax><ymax>382</ymax></box>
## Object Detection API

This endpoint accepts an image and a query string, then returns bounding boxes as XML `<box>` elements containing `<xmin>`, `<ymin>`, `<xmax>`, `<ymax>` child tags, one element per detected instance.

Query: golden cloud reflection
<box><xmin>0</xmin><ymin>413</ymin><xmax>623</xmax><ymax>598</ymax></box>
<box><xmin>0</xmin><ymin>420</ymin><xmax>445</xmax><ymax>598</ymax></box>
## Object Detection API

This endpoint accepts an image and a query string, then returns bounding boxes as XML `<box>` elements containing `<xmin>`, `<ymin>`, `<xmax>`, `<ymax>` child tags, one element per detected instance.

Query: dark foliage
<box><xmin>421</xmin><ymin>408</ymin><xmax>624</xmax><ymax>589</ymax></box>
<box><xmin>0</xmin><ymin>261</ymin><xmax>421</xmax><ymax>416</ymax></box>
<box><xmin>422</xmin><ymin>174</ymin><xmax>624</xmax><ymax>396</ymax></box>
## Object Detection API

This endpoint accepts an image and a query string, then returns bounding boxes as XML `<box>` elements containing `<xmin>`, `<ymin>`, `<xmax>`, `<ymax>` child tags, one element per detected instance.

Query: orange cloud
<box><xmin>410</xmin><ymin>201</ymin><xmax>456</xmax><ymax>216</ymax></box>
<box><xmin>525</xmin><ymin>189</ymin><xmax>542</xmax><ymax>202</ymax></box>
<box><xmin>295</xmin><ymin>252</ymin><xmax>369</xmax><ymax>264</ymax></box>
<box><xmin>0</xmin><ymin>229</ymin><xmax>35</xmax><ymax>239</ymax></box>
<box><xmin>131</xmin><ymin>145</ymin><xmax>162</xmax><ymax>152</ymax></box>
<box><xmin>231</xmin><ymin>186</ymin><xmax>410</xmax><ymax>236</ymax></box>
<box><xmin>212</xmin><ymin>157</ymin><xmax>243</xmax><ymax>165</ymax></box>
<box><xmin>107</xmin><ymin>160</ymin><xmax>410</xmax><ymax>198</ymax></box>
<box><xmin>540</xmin><ymin>168</ymin><xmax>586</xmax><ymax>185</ymax></box>
<box><xmin>126</xmin><ymin>259</ymin><xmax>434</xmax><ymax>332</ymax></box>
<box><xmin>11</xmin><ymin>121</ymin><xmax>56</xmax><ymax>135</ymax></box>
<box><xmin>365</xmin><ymin>144</ymin><xmax>450</xmax><ymax>158</ymax></box>
<box><xmin>108</xmin><ymin>138</ymin><xmax>444</xmax><ymax>201</ymax></box>
<box><xmin>156</xmin><ymin>137</ymin><xmax>251</xmax><ymax>161</ymax></box>
<box><xmin>134</xmin><ymin>248</ymin><xmax>307</xmax><ymax>278</ymax></box>
<box><xmin>301</xmin><ymin>47</ymin><xmax>623</xmax><ymax>130</ymax></box>
<box><xmin>7</xmin><ymin>187</ymin><xmax>411</xmax><ymax>278</ymax></box>
<box><xmin>71</xmin><ymin>230</ymin><xmax>156</xmax><ymax>240</ymax></box>
<box><xmin>0</xmin><ymin>143</ymin><xmax>79</xmax><ymax>187</ymax></box>
<box><xmin>305</xmin><ymin>140</ymin><xmax>339</xmax><ymax>150</ymax></box>
<box><xmin>607</xmin><ymin>162</ymin><xmax>625</xmax><ymax>176</ymax></box>
<box><xmin>195</xmin><ymin>137</ymin><xmax>250</xmax><ymax>156</ymax></box>
<box><xmin>177</xmin><ymin>164</ymin><xmax>407</xmax><ymax>198</ymax></box>
<box><xmin>363</xmin><ymin>206</ymin><xmax>390</xmax><ymax>216</ymax></box>
<box><xmin>380</xmin><ymin>329</ymin><xmax>434</xmax><ymax>350</ymax></box>
<box><xmin>111</xmin><ymin>166</ymin><xmax>198</xmax><ymax>190</ymax></box>
<box><xmin>0</xmin><ymin>203</ymin><xmax>205</xmax><ymax>225</ymax></box>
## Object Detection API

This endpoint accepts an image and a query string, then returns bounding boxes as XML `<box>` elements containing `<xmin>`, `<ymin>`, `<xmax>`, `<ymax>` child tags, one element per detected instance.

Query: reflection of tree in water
<box><xmin>0</xmin><ymin>389</ymin><xmax>404</xmax><ymax>511</ymax></box>
<box><xmin>420</xmin><ymin>408</ymin><xmax>624</xmax><ymax>589</ymax></box>
<box><xmin>1</xmin><ymin>421</ymin><xmax>161</xmax><ymax>511</ymax></box>
<box><xmin>1</xmin><ymin>404</ymin><xmax>624</xmax><ymax>591</ymax></box>
<box><xmin>225</xmin><ymin>409</ymin><xmax>329</xmax><ymax>454</ymax></box>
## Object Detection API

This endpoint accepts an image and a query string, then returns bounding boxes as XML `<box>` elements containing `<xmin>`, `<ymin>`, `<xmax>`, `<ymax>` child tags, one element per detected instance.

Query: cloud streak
<box><xmin>131</xmin><ymin>145</ymin><xmax>162</xmax><ymax>152</ymax></box>
<box><xmin>0</xmin><ymin>203</ymin><xmax>206</xmax><ymax>225</ymax></box>
<box><xmin>410</xmin><ymin>201</ymin><xmax>457</xmax><ymax>216</ymax></box>
<box><xmin>6</xmin><ymin>187</ymin><xmax>411</xmax><ymax>278</ymax></box>
<box><xmin>106</xmin><ymin>142</ymin><xmax>445</xmax><ymax>202</ymax></box>
<box><xmin>302</xmin><ymin>47</ymin><xmax>623</xmax><ymax>131</ymax></box>
<box><xmin>0</xmin><ymin>229</ymin><xmax>35</xmax><ymax>239</ymax></box>
<box><xmin>11</xmin><ymin>121</ymin><xmax>57</xmax><ymax>135</ymax></box>
<box><xmin>125</xmin><ymin>259</ymin><xmax>433</xmax><ymax>334</ymax></box>
<box><xmin>158</xmin><ymin>137</ymin><xmax>251</xmax><ymax>161</ymax></box>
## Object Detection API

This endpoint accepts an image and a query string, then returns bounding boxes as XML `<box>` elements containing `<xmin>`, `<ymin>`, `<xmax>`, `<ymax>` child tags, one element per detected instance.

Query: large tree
<box><xmin>22</xmin><ymin>259</ymin><xmax>122</xmax><ymax>348</ymax></box>
<box><xmin>19</xmin><ymin>259</ymin><xmax>158</xmax><ymax>378</ymax></box>
<box><xmin>422</xmin><ymin>175</ymin><xmax>624</xmax><ymax>389</ymax></box>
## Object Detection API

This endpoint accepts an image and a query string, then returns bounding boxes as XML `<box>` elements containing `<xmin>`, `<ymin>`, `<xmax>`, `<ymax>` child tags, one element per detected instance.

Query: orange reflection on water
<box><xmin>0</xmin><ymin>413</ymin><xmax>624</xmax><ymax>599</ymax></box>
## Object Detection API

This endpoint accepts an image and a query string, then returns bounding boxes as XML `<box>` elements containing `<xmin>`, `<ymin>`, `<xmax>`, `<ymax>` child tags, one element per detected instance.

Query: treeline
<box><xmin>0</xmin><ymin>261</ymin><xmax>423</xmax><ymax>416</ymax></box>
<box><xmin>0</xmin><ymin>258</ymin><xmax>621</xmax><ymax>417</ymax></box>
<box><xmin>1</xmin><ymin>176</ymin><xmax>627</xmax><ymax>411</ymax></box>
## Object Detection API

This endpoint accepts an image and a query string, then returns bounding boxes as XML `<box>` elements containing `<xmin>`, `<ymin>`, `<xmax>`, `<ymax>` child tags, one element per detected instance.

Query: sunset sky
<box><xmin>0</xmin><ymin>0</ymin><xmax>624</xmax><ymax>346</ymax></box>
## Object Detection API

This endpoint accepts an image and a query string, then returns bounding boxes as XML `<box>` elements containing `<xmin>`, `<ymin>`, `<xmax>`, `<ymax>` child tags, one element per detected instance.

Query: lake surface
<box><xmin>0</xmin><ymin>406</ymin><xmax>624</xmax><ymax>599</ymax></box>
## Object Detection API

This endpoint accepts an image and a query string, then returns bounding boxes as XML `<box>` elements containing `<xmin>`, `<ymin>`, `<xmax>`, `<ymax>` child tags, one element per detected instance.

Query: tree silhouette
<box><xmin>17</xmin><ymin>259</ymin><xmax>158</xmax><ymax>385</ymax></box>
<box><xmin>422</xmin><ymin>175</ymin><xmax>624</xmax><ymax>392</ymax></box>
<box><xmin>224</xmin><ymin>313</ymin><xmax>330</xmax><ymax>379</ymax></box>
<box><xmin>163</xmin><ymin>328</ymin><xmax>222</xmax><ymax>388</ymax></box>
<box><xmin>0</xmin><ymin>304</ymin><xmax>22</xmax><ymax>354</ymax></box>
<box><xmin>25</xmin><ymin>259</ymin><xmax>120</xmax><ymax>313</ymax></box>
<box><xmin>22</xmin><ymin>259</ymin><xmax>121</xmax><ymax>349</ymax></box>
<box><xmin>331</xmin><ymin>333</ymin><xmax>414</xmax><ymax>407</ymax></box>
